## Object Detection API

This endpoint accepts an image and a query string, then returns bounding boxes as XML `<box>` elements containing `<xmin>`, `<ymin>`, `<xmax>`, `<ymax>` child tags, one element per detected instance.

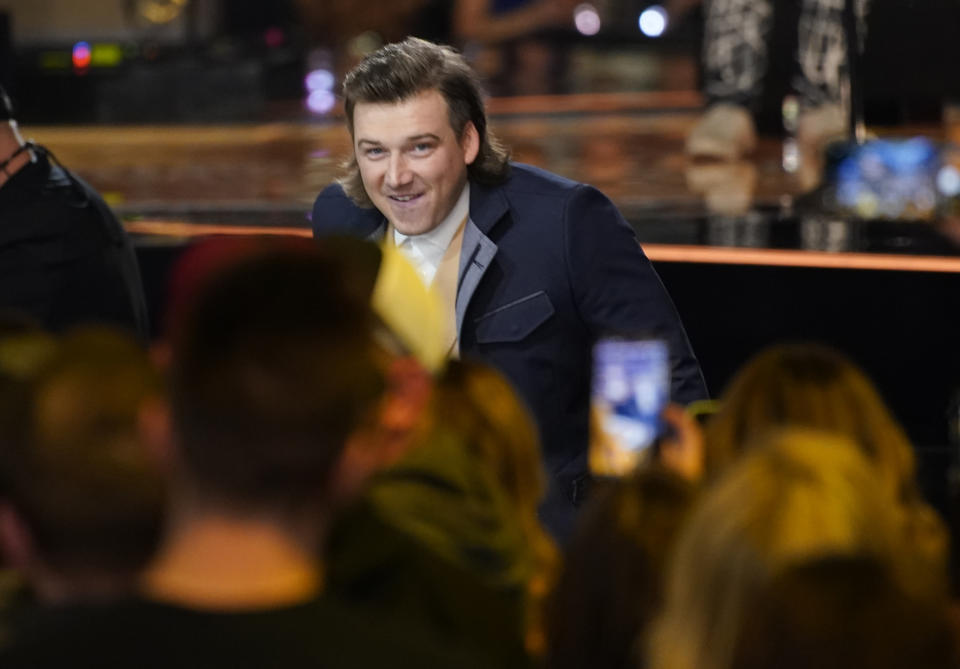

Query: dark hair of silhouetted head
<box><xmin>0</xmin><ymin>327</ymin><xmax>165</xmax><ymax>575</ymax></box>
<box><xmin>168</xmin><ymin>243</ymin><xmax>386</xmax><ymax>512</ymax></box>
<box><xmin>547</xmin><ymin>466</ymin><xmax>696</xmax><ymax>669</ymax></box>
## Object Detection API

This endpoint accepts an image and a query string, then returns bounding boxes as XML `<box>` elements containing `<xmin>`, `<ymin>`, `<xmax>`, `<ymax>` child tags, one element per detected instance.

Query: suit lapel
<box><xmin>342</xmin><ymin>192</ymin><xmax>387</xmax><ymax>241</ymax></box>
<box><xmin>366</xmin><ymin>220</ymin><xmax>387</xmax><ymax>243</ymax></box>
<box><xmin>344</xmin><ymin>196</ymin><xmax>386</xmax><ymax>241</ymax></box>
<box><xmin>456</xmin><ymin>181</ymin><xmax>509</xmax><ymax>336</ymax></box>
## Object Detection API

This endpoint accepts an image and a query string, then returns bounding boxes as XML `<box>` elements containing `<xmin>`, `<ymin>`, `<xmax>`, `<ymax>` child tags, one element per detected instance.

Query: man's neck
<box><xmin>0</xmin><ymin>122</ymin><xmax>32</xmax><ymax>190</ymax></box>
<box><xmin>142</xmin><ymin>508</ymin><xmax>323</xmax><ymax>611</ymax></box>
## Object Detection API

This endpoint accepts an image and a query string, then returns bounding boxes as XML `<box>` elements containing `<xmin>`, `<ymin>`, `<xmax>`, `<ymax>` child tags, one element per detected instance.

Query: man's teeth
<box><xmin>392</xmin><ymin>195</ymin><xmax>417</xmax><ymax>202</ymax></box>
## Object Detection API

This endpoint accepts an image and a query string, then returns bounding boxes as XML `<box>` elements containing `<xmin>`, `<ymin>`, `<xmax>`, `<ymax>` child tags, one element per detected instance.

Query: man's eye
<box><xmin>412</xmin><ymin>143</ymin><xmax>434</xmax><ymax>153</ymax></box>
<box><xmin>364</xmin><ymin>147</ymin><xmax>385</xmax><ymax>158</ymax></box>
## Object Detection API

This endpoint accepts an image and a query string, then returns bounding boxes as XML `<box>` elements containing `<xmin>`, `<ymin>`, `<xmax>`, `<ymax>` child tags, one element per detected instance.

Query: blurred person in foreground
<box><xmin>0</xmin><ymin>322</ymin><xmax>56</xmax><ymax>644</ymax></box>
<box><xmin>158</xmin><ymin>237</ymin><xmax>536</xmax><ymax>665</ymax></box>
<box><xmin>704</xmin><ymin>343</ymin><xmax>919</xmax><ymax>496</ymax></box>
<box><xmin>658</xmin><ymin>342</ymin><xmax>947</xmax><ymax>598</ymax></box>
<box><xmin>326</xmin><ymin>359</ymin><xmax>554</xmax><ymax>666</ymax></box>
<box><xmin>731</xmin><ymin>555</ymin><xmax>958</xmax><ymax>669</ymax></box>
<box><xmin>312</xmin><ymin>37</ymin><xmax>707</xmax><ymax>541</ymax></box>
<box><xmin>0</xmin><ymin>247</ymin><xmax>490</xmax><ymax>668</ymax></box>
<box><xmin>0</xmin><ymin>85</ymin><xmax>148</xmax><ymax>338</ymax></box>
<box><xmin>0</xmin><ymin>328</ymin><xmax>165</xmax><ymax>647</ymax></box>
<box><xmin>545</xmin><ymin>466</ymin><xmax>696</xmax><ymax>669</ymax></box>
<box><xmin>647</xmin><ymin>428</ymin><xmax>949</xmax><ymax>669</ymax></box>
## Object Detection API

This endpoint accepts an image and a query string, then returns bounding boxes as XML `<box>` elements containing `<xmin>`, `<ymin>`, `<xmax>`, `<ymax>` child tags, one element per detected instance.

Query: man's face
<box><xmin>353</xmin><ymin>89</ymin><xmax>480</xmax><ymax>236</ymax></box>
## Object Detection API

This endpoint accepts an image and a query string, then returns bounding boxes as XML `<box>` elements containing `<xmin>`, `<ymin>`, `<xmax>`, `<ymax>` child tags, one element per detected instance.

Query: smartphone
<box><xmin>589</xmin><ymin>337</ymin><xmax>670</xmax><ymax>477</ymax></box>
<box><xmin>822</xmin><ymin>137</ymin><xmax>950</xmax><ymax>220</ymax></box>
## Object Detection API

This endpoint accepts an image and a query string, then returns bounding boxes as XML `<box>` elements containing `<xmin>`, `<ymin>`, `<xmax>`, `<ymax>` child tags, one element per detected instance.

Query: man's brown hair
<box><xmin>339</xmin><ymin>37</ymin><xmax>510</xmax><ymax>207</ymax></box>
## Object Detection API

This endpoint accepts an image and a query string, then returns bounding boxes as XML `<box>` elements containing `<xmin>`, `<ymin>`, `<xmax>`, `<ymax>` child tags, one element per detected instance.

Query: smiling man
<box><xmin>354</xmin><ymin>87</ymin><xmax>478</xmax><ymax>240</ymax></box>
<box><xmin>312</xmin><ymin>37</ymin><xmax>707</xmax><ymax>540</ymax></box>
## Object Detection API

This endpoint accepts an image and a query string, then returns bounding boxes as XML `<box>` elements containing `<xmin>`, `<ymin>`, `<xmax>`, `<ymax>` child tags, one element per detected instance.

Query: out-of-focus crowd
<box><xmin>0</xmin><ymin>234</ymin><xmax>956</xmax><ymax>668</ymax></box>
<box><xmin>3</xmin><ymin>19</ymin><xmax>960</xmax><ymax>667</ymax></box>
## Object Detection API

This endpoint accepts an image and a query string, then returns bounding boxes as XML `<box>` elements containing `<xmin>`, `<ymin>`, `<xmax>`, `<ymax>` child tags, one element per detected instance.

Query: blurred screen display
<box><xmin>589</xmin><ymin>338</ymin><xmax>669</xmax><ymax>477</ymax></box>
<box><xmin>826</xmin><ymin>137</ymin><xmax>960</xmax><ymax>221</ymax></box>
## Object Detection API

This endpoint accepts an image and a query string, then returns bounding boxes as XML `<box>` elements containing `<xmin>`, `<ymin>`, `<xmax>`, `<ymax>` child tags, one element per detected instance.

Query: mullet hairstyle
<box><xmin>339</xmin><ymin>37</ymin><xmax>511</xmax><ymax>208</ymax></box>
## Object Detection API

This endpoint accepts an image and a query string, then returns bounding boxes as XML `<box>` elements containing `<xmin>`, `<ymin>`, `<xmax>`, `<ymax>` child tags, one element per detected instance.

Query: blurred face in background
<box><xmin>352</xmin><ymin>89</ymin><xmax>479</xmax><ymax>236</ymax></box>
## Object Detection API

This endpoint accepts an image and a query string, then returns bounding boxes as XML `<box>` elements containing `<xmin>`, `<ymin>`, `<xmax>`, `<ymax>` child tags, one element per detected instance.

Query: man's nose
<box><xmin>386</xmin><ymin>154</ymin><xmax>413</xmax><ymax>189</ymax></box>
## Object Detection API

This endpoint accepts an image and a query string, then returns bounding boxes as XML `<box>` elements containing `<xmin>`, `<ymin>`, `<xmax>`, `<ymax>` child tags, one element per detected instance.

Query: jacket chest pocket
<box><xmin>474</xmin><ymin>291</ymin><xmax>555</xmax><ymax>344</ymax></box>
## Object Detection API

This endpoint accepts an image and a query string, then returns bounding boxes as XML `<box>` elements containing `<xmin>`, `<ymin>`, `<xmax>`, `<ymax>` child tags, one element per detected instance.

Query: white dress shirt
<box><xmin>393</xmin><ymin>183</ymin><xmax>470</xmax><ymax>286</ymax></box>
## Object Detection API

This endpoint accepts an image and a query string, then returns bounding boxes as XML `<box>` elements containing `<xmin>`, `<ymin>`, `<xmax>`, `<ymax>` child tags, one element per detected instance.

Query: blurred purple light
<box><xmin>574</xmin><ymin>4</ymin><xmax>601</xmax><ymax>36</ymax></box>
<box><xmin>307</xmin><ymin>89</ymin><xmax>336</xmax><ymax>115</ymax></box>
<box><xmin>305</xmin><ymin>69</ymin><xmax>335</xmax><ymax>93</ymax></box>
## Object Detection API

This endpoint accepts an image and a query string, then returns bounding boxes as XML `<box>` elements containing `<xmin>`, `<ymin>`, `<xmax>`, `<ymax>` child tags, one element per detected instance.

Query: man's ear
<box><xmin>461</xmin><ymin>121</ymin><xmax>480</xmax><ymax>166</ymax></box>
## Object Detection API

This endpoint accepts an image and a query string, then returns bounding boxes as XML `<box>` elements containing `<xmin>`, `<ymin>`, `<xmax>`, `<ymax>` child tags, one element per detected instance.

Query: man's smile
<box><xmin>388</xmin><ymin>193</ymin><xmax>424</xmax><ymax>204</ymax></box>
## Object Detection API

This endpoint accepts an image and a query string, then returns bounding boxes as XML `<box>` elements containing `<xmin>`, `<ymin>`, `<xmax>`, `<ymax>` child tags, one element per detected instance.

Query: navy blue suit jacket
<box><xmin>313</xmin><ymin>163</ymin><xmax>707</xmax><ymax>539</ymax></box>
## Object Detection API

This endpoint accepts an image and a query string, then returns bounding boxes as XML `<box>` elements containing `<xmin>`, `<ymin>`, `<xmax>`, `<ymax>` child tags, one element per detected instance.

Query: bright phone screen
<box><xmin>589</xmin><ymin>338</ymin><xmax>669</xmax><ymax>476</ymax></box>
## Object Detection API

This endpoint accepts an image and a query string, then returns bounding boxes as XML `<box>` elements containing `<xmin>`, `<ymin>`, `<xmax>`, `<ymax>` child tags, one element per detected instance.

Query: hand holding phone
<box><xmin>656</xmin><ymin>403</ymin><xmax>706</xmax><ymax>482</ymax></box>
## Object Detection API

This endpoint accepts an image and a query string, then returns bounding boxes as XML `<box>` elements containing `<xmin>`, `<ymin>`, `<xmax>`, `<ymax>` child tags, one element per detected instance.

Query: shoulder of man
<box><xmin>483</xmin><ymin>162</ymin><xmax>619</xmax><ymax>230</ymax></box>
<box><xmin>0</xmin><ymin>153</ymin><xmax>114</xmax><ymax>247</ymax></box>
<box><xmin>312</xmin><ymin>182</ymin><xmax>384</xmax><ymax>240</ymax></box>
<box><xmin>499</xmin><ymin>161</ymin><xmax>580</xmax><ymax>196</ymax></box>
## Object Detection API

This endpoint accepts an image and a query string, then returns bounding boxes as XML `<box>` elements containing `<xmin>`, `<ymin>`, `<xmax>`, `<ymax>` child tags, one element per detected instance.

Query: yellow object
<box><xmin>370</xmin><ymin>245</ymin><xmax>451</xmax><ymax>374</ymax></box>
<box><xmin>91</xmin><ymin>44</ymin><xmax>124</xmax><ymax>68</ymax></box>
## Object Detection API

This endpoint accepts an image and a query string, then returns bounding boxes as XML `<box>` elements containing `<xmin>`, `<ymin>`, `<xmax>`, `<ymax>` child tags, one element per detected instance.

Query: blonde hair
<box><xmin>705</xmin><ymin>343</ymin><xmax>917</xmax><ymax>503</ymax></box>
<box><xmin>434</xmin><ymin>359</ymin><xmax>557</xmax><ymax>654</ymax></box>
<box><xmin>648</xmin><ymin>428</ymin><xmax>934</xmax><ymax>669</ymax></box>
